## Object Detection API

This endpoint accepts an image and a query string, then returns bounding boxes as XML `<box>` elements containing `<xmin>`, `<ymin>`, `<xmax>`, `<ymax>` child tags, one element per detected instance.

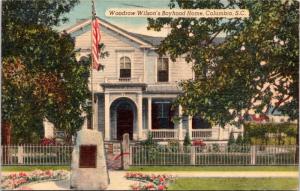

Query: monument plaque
<box><xmin>79</xmin><ymin>145</ymin><xmax>97</xmax><ymax>168</ymax></box>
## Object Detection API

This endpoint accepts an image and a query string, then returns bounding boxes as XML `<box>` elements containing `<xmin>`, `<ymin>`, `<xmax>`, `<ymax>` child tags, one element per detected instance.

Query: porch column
<box><xmin>188</xmin><ymin>115</ymin><xmax>193</xmax><ymax>140</ymax></box>
<box><xmin>137</xmin><ymin>93</ymin><xmax>143</xmax><ymax>140</ymax></box>
<box><xmin>147</xmin><ymin>97</ymin><xmax>152</xmax><ymax>132</ymax></box>
<box><xmin>104</xmin><ymin>93</ymin><xmax>110</xmax><ymax>141</ymax></box>
<box><xmin>178</xmin><ymin>105</ymin><xmax>183</xmax><ymax>141</ymax></box>
<box><xmin>93</xmin><ymin>94</ymin><xmax>98</xmax><ymax>130</ymax></box>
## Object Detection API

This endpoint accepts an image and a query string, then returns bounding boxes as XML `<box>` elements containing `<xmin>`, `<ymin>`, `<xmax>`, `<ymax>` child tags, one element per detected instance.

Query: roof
<box><xmin>64</xmin><ymin>17</ymin><xmax>224</xmax><ymax>48</ymax></box>
<box><xmin>145</xmin><ymin>84</ymin><xmax>181</xmax><ymax>94</ymax></box>
<box><xmin>127</xmin><ymin>32</ymin><xmax>164</xmax><ymax>47</ymax></box>
<box><xmin>64</xmin><ymin>17</ymin><xmax>163</xmax><ymax>47</ymax></box>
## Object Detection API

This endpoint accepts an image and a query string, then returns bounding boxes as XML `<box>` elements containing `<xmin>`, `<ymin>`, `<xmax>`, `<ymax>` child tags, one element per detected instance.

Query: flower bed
<box><xmin>1</xmin><ymin>170</ymin><xmax>68</xmax><ymax>190</ymax></box>
<box><xmin>125</xmin><ymin>172</ymin><xmax>174</xmax><ymax>190</ymax></box>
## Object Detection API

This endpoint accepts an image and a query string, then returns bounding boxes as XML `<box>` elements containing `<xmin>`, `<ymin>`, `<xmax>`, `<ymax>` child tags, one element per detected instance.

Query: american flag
<box><xmin>92</xmin><ymin>1</ymin><xmax>101</xmax><ymax>70</ymax></box>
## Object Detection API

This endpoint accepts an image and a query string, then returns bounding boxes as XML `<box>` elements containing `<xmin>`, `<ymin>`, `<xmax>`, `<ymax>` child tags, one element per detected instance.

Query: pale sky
<box><xmin>57</xmin><ymin>0</ymin><xmax>171</xmax><ymax>37</ymax></box>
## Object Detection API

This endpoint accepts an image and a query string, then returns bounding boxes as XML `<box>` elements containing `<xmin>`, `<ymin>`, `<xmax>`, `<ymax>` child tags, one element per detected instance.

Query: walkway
<box><xmin>126</xmin><ymin>171</ymin><xmax>298</xmax><ymax>178</ymax></box>
<box><xmin>7</xmin><ymin>170</ymin><xmax>298</xmax><ymax>190</ymax></box>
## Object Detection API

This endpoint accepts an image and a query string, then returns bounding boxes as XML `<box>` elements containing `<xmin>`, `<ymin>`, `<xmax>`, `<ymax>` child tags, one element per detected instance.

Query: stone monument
<box><xmin>70</xmin><ymin>129</ymin><xmax>109</xmax><ymax>190</ymax></box>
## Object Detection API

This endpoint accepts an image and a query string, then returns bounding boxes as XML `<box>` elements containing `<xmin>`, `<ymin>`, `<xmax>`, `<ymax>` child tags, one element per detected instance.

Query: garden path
<box><xmin>8</xmin><ymin>170</ymin><xmax>298</xmax><ymax>190</ymax></box>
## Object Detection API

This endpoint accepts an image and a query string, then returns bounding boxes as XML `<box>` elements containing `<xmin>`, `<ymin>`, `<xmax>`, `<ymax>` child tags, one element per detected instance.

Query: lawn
<box><xmin>168</xmin><ymin>178</ymin><xmax>299</xmax><ymax>190</ymax></box>
<box><xmin>129</xmin><ymin>165</ymin><xmax>298</xmax><ymax>171</ymax></box>
<box><xmin>2</xmin><ymin>165</ymin><xmax>70</xmax><ymax>172</ymax></box>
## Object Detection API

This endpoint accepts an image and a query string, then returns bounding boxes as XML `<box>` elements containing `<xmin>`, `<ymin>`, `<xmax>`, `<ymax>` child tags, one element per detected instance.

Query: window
<box><xmin>192</xmin><ymin>116</ymin><xmax>211</xmax><ymax>129</ymax></box>
<box><xmin>120</xmin><ymin>56</ymin><xmax>131</xmax><ymax>78</ymax></box>
<box><xmin>152</xmin><ymin>101</ymin><xmax>174</xmax><ymax>129</ymax></box>
<box><xmin>157</xmin><ymin>57</ymin><xmax>169</xmax><ymax>82</ymax></box>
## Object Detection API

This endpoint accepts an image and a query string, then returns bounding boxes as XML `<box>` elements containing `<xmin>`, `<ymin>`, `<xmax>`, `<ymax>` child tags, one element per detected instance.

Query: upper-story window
<box><xmin>120</xmin><ymin>56</ymin><xmax>131</xmax><ymax>78</ymax></box>
<box><xmin>157</xmin><ymin>57</ymin><xmax>169</xmax><ymax>82</ymax></box>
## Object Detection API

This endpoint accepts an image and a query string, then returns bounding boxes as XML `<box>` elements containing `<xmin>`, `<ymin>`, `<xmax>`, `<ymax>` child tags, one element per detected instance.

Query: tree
<box><xmin>148</xmin><ymin>0</ymin><xmax>298</xmax><ymax>156</ymax></box>
<box><xmin>1</xmin><ymin>0</ymin><xmax>92</xmax><ymax>144</ymax></box>
<box><xmin>183</xmin><ymin>132</ymin><xmax>191</xmax><ymax>146</ymax></box>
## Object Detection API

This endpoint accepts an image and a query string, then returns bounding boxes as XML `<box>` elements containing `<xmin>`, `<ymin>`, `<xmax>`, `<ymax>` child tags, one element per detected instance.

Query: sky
<box><xmin>58</xmin><ymin>0</ymin><xmax>171</xmax><ymax>36</ymax></box>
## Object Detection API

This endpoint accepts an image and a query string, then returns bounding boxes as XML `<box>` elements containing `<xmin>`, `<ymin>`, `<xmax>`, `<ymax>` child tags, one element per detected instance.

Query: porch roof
<box><xmin>145</xmin><ymin>84</ymin><xmax>181</xmax><ymax>94</ymax></box>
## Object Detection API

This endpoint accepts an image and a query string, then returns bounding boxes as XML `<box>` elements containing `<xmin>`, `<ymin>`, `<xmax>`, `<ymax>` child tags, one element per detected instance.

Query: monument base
<box><xmin>70</xmin><ymin>129</ymin><xmax>109</xmax><ymax>190</ymax></box>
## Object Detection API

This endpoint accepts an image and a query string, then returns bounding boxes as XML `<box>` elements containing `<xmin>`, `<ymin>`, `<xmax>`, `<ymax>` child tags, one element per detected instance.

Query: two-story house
<box><xmin>65</xmin><ymin>18</ymin><xmax>242</xmax><ymax>142</ymax></box>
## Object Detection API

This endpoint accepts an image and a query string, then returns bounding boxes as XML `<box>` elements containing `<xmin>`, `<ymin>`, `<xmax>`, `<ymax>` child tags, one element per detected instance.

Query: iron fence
<box><xmin>130</xmin><ymin>144</ymin><xmax>298</xmax><ymax>166</ymax></box>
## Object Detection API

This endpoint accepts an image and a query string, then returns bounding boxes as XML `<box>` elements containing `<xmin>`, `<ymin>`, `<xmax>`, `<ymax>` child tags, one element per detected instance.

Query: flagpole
<box><xmin>90</xmin><ymin>0</ymin><xmax>95</xmax><ymax>130</ymax></box>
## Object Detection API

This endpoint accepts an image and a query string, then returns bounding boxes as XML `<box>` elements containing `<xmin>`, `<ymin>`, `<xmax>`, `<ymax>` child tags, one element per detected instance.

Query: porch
<box><xmin>94</xmin><ymin>92</ymin><xmax>239</xmax><ymax>141</ymax></box>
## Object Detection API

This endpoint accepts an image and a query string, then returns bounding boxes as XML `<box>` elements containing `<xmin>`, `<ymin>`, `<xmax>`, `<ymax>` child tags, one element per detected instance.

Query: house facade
<box><xmin>65</xmin><ymin>18</ymin><xmax>242</xmax><ymax>142</ymax></box>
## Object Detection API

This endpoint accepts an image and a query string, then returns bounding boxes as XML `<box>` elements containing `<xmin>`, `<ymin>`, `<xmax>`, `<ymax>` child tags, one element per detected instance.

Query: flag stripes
<box><xmin>92</xmin><ymin>17</ymin><xmax>101</xmax><ymax>70</ymax></box>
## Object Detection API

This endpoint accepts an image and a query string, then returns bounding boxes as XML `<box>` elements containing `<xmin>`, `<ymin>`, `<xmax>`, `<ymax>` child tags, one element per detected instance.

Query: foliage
<box><xmin>236</xmin><ymin>134</ymin><xmax>243</xmax><ymax>145</ymax></box>
<box><xmin>244</xmin><ymin>122</ymin><xmax>297</xmax><ymax>145</ymax></box>
<box><xmin>1</xmin><ymin>0</ymin><xmax>92</xmax><ymax>144</ymax></box>
<box><xmin>167</xmin><ymin>140</ymin><xmax>180</xmax><ymax>148</ymax></box>
<box><xmin>228</xmin><ymin>132</ymin><xmax>236</xmax><ymax>146</ymax></box>
<box><xmin>212</xmin><ymin>144</ymin><xmax>220</xmax><ymax>152</ymax></box>
<box><xmin>147</xmin><ymin>0</ymin><xmax>299</xmax><ymax>129</ymax></box>
<box><xmin>141</xmin><ymin>132</ymin><xmax>158</xmax><ymax>147</ymax></box>
<box><xmin>2</xmin><ymin>0</ymin><xmax>79</xmax><ymax>27</ymax></box>
<box><xmin>40</xmin><ymin>138</ymin><xmax>57</xmax><ymax>146</ymax></box>
<box><xmin>243</xmin><ymin>132</ymin><xmax>251</xmax><ymax>145</ymax></box>
<box><xmin>183</xmin><ymin>132</ymin><xmax>191</xmax><ymax>146</ymax></box>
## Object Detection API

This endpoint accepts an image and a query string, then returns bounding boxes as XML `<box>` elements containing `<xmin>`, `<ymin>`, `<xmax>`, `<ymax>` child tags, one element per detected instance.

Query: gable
<box><xmin>66</xmin><ymin>18</ymin><xmax>155</xmax><ymax>49</ymax></box>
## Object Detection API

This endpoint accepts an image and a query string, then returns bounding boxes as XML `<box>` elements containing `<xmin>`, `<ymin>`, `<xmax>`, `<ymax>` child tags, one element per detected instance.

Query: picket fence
<box><xmin>1</xmin><ymin>144</ymin><xmax>298</xmax><ymax>166</ymax></box>
<box><xmin>130</xmin><ymin>144</ymin><xmax>298</xmax><ymax>166</ymax></box>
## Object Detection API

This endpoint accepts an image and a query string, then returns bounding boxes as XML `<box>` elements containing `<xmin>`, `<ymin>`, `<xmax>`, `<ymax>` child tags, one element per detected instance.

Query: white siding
<box><xmin>74</xmin><ymin>25</ymin><xmax>145</xmax><ymax>92</ymax></box>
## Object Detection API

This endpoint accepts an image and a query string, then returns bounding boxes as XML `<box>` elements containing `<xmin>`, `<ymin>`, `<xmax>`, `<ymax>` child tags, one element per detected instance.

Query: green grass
<box><xmin>2</xmin><ymin>165</ymin><xmax>70</xmax><ymax>172</ymax></box>
<box><xmin>129</xmin><ymin>165</ymin><xmax>298</xmax><ymax>171</ymax></box>
<box><xmin>168</xmin><ymin>178</ymin><xmax>298</xmax><ymax>190</ymax></box>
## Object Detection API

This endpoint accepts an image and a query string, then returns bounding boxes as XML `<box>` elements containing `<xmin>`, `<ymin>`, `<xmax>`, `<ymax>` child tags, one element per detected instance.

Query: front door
<box><xmin>117</xmin><ymin>108</ymin><xmax>133</xmax><ymax>140</ymax></box>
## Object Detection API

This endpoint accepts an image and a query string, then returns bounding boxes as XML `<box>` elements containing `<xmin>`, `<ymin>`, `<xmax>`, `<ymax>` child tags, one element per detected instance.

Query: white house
<box><xmin>64</xmin><ymin>18</ymin><xmax>242</xmax><ymax>142</ymax></box>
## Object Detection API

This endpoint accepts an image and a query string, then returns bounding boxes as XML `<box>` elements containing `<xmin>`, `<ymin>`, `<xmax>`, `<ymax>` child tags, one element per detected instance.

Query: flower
<box><xmin>260</xmin><ymin>60</ymin><xmax>267</xmax><ymax>66</ymax></box>
<box><xmin>240</xmin><ymin>45</ymin><xmax>245</xmax><ymax>51</ymax></box>
<box><xmin>279</xmin><ymin>40</ymin><xmax>285</xmax><ymax>45</ymax></box>
<box><xmin>273</xmin><ymin>36</ymin><xmax>279</xmax><ymax>42</ymax></box>
<box><xmin>176</xmin><ymin>24</ymin><xmax>182</xmax><ymax>29</ymax></box>
<box><xmin>189</xmin><ymin>32</ymin><xmax>194</xmax><ymax>37</ymax></box>
<box><xmin>158</xmin><ymin>184</ymin><xmax>166</xmax><ymax>190</ymax></box>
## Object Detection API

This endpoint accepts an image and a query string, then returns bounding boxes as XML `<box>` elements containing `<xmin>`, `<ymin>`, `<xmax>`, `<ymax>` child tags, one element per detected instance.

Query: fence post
<box><xmin>121</xmin><ymin>133</ymin><xmax>130</xmax><ymax>170</ymax></box>
<box><xmin>17</xmin><ymin>145</ymin><xmax>24</xmax><ymax>164</ymax></box>
<box><xmin>250</xmin><ymin>145</ymin><xmax>256</xmax><ymax>165</ymax></box>
<box><xmin>190</xmin><ymin>146</ymin><xmax>196</xmax><ymax>165</ymax></box>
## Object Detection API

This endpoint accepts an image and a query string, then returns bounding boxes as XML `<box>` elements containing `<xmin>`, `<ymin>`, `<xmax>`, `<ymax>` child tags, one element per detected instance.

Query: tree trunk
<box><xmin>1</xmin><ymin>120</ymin><xmax>12</xmax><ymax>164</ymax></box>
<box><xmin>1</xmin><ymin>120</ymin><xmax>11</xmax><ymax>145</ymax></box>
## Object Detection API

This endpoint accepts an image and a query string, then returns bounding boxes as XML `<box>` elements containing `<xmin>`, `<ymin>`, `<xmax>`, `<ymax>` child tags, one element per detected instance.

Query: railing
<box><xmin>1</xmin><ymin>143</ymin><xmax>121</xmax><ymax>166</ymax></box>
<box><xmin>192</xmin><ymin>129</ymin><xmax>213</xmax><ymax>139</ymax></box>
<box><xmin>104</xmin><ymin>77</ymin><xmax>142</xmax><ymax>83</ymax></box>
<box><xmin>130</xmin><ymin>145</ymin><xmax>297</xmax><ymax>166</ymax></box>
<box><xmin>1</xmin><ymin>145</ymin><xmax>73</xmax><ymax>166</ymax></box>
<box><xmin>150</xmin><ymin>129</ymin><xmax>178</xmax><ymax>140</ymax></box>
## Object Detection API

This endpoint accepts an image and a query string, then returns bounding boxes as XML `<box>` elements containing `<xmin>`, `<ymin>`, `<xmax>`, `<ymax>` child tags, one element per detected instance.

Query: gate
<box><xmin>104</xmin><ymin>141</ymin><xmax>122</xmax><ymax>170</ymax></box>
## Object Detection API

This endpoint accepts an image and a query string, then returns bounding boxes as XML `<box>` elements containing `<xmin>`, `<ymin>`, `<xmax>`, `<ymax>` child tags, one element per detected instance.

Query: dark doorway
<box><xmin>117</xmin><ymin>108</ymin><xmax>133</xmax><ymax>140</ymax></box>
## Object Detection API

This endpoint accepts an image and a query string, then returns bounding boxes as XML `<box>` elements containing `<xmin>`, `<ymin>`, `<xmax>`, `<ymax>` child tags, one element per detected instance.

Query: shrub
<box><xmin>228</xmin><ymin>132</ymin><xmax>235</xmax><ymax>146</ymax></box>
<box><xmin>236</xmin><ymin>134</ymin><xmax>243</xmax><ymax>145</ymax></box>
<box><xmin>141</xmin><ymin>132</ymin><xmax>157</xmax><ymax>147</ymax></box>
<box><xmin>183</xmin><ymin>132</ymin><xmax>191</xmax><ymax>146</ymax></box>
<box><xmin>212</xmin><ymin>143</ymin><xmax>220</xmax><ymax>152</ymax></box>
<box><xmin>40</xmin><ymin>138</ymin><xmax>56</xmax><ymax>145</ymax></box>
<box><xmin>244</xmin><ymin>122</ymin><xmax>297</xmax><ymax>145</ymax></box>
